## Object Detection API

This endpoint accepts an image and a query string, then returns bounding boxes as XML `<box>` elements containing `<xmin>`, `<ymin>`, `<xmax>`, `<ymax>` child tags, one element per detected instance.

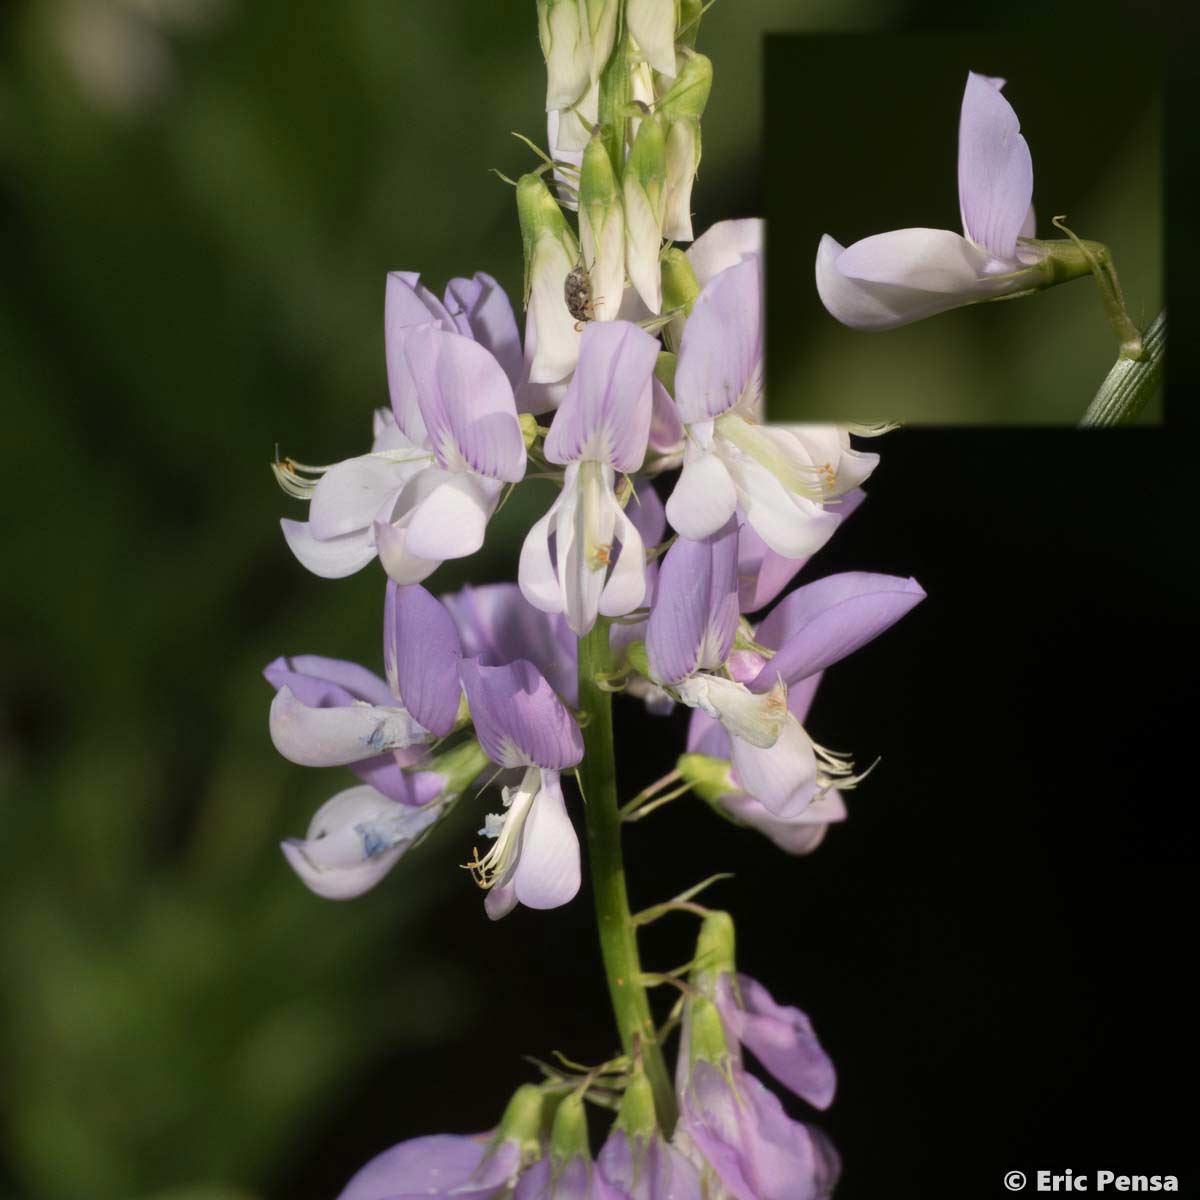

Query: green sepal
<box><xmin>676</xmin><ymin>752</ymin><xmax>738</xmax><ymax>806</ymax></box>
<box><xmin>424</xmin><ymin>737</ymin><xmax>489</xmax><ymax>797</ymax></box>
<box><xmin>624</xmin><ymin>640</ymin><xmax>651</xmax><ymax>680</ymax></box>
<box><xmin>660</xmin><ymin>248</ymin><xmax>700</xmax><ymax>315</ymax></box>
<box><xmin>624</xmin><ymin>110</ymin><xmax>668</xmax><ymax>206</ymax></box>
<box><xmin>687</xmin><ymin>994</ymin><xmax>733</xmax><ymax>1067</ymax></box>
<box><xmin>615</xmin><ymin>1062</ymin><xmax>659</xmax><ymax>1142</ymax></box>
<box><xmin>549</xmin><ymin>1091</ymin><xmax>591</xmax><ymax>1165</ymax></box>
<box><xmin>517</xmin><ymin>172</ymin><xmax>578</xmax><ymax>308</ymax></box>
<box><xmin>693</xmin><ymin>909</ymin><xmax>736</xmax><ymax>981</ymax></box>
<box><xmin>492</xmin><ymin>1083</ymin><xmax>549</xmax><ymax>1165</ymax></box>
<box><xmin>657</xmin><ymin>51</ymin><xmax>712</xmax><ymax>122</ymax></box>
<box><xmin>581</xmin><ymin>127</ymin><xmax>622</xmax><ymax>212</ymax></box>
<box><xmin>653</xmin><ymin>351</ymin><xmax>677</xmax><ymax>395</ymax></box>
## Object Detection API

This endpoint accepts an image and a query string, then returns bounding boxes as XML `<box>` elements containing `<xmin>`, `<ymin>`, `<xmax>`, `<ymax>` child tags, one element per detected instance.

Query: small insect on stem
<box><xmin>564</xmin><ymin>260</ymin><xmax>596</xmax><ymax>331</ymax></box>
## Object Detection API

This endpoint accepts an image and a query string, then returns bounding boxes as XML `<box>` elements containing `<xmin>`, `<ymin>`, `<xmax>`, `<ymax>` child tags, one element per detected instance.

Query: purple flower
<box><xmin>714</xmin><ymin>973</ymin><xmax>836</xmax><ymax>1111</ymax></box>
<box><xmin>595</xmin><ymin>1128</ymin><xmax>700</xmax><ymax>1200</ymax></box>
<box><xmin>674</xmin><ymin>919</ymin><xmax>840</xmax><ymax>1200</ymax></box>
<box><xmin>662</xmin><ymin>251</ymin><xmax>877</xmax><ymax>557</ymax></box>
<box><xmin>265</xmin><ymin>582</ymin><xmax>463</xmax><ymax>779</ymax></box>
<box><xmin>458</xmin><ymin>657</ymin><xmax>585</xmax><ymax>919</ymax></box>
<box><xmin>337</xmin><ymin>1083</ymin><xmax>550</xmax><ymax>1200</ymax></box>
<box><xmin>646</xmin><ymin>526</ymin><xmax>924</xmax><ymax>817</ymax></box>
<box><xmin>675</xmin><ymin>1061</ymin><xmax>839</xmax><ymax>1200</ymax></box>
<box><xmin>280</xmin><ymin>782</ymin><xmax>447</xmax><ymax>901</ymax></box>
<box><xmin>338</xmin><ymin>1132</ymin><xmax>520</xmax><ymax>1200</ymax></box>
<box><xmin>441</xmin><ymin>581</ymin><xmax>579</xmax><ymax>706</ymax></box>
<box><xmin>279</xmin><ymin>271</ymin><xmax>526</xmax><ymax>582</ymax></box>
<box><xmin>519</xmin><ymin>321</ymin><xmax>660</xmax><ymax>634</ymax></box>
<box><xmin>817</xmin><ymin>71</ymin><xmax>1044</xmax><ymax>330</ymax></box>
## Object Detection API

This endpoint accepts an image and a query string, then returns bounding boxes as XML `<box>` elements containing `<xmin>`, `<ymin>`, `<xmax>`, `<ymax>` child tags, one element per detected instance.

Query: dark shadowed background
<box><xmin>1</xmin><ymin>1</ymin><xmax>1195</xmax><ymax>1199</ymax></box>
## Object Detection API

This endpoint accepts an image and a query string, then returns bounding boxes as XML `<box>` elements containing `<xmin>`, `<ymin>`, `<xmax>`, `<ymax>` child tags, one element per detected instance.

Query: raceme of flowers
<box><xmin>265</xmin><ymin>3</ymin><xmax>924</xmax><ymax>1194</ymax></box>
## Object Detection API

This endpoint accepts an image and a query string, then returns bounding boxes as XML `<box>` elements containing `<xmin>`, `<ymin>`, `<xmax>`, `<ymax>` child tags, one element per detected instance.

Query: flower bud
<box><xmin>517</xmin><ymin>172</ymin><xmax>583</xmax><ymax>383</ymax></box>
<box><xmin>578</xmin><ymin>130</ymin><xmax>626</xmax><ymax>321</ymax></box>
<box><xmin>537</xmin><ymin>0</ymin><xmax>590</xmax><ymax>111</ymax></box>
<box><xmin>622</xmin><ymin>112</ymin><xmax>668</xmax><ymax>313</ymax></box>
<box><xmin>657</xmin><ymin>54</ymin><xmax>711</xmax><ymax>241</ymax></box>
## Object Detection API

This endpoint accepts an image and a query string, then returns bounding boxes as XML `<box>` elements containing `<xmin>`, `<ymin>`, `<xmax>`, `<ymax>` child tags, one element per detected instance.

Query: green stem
<box><xmin>577</xmin><ymin>619</ymin><xmax>677</xmax><ymax>1131</ymax></box>
<box><xmin>1079</xmin><ymin>309</ymin><xmax>1166</xmax><ymax>428</ymax></box>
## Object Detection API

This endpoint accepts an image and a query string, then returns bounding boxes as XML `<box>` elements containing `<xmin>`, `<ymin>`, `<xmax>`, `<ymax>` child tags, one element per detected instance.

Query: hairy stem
<box><xmin>1079</xmin><ymin>309</ymin><xmax>1166</xmax><ymax>427</ymax></box>
<box><xmin>578</xmin><ymin>619</ymin><xmax>677</xmax><ymax>1130</ymax></box>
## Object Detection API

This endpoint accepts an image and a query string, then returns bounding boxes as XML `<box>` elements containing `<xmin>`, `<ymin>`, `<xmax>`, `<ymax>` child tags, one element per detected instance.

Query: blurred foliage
<box><xmin>0</xmin><ymin>1</ymin><xmax>902</xmax><ymax>1197</ymax></box>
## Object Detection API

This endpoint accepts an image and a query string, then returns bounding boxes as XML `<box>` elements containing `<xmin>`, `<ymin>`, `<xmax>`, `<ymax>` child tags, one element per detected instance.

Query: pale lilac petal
<box><xmin>815</xmin><ymin>230</ymin><xmax>1005</xmax><ymax>331</ymax></box>
<box><xmin>627</xmin><ymin>477</ymin><xmax>667</xmax><ymax>548</ymax></box>
<box><xmin>513</xmin><ymin>771</ymin><xmax>581</xmax><ymax>909</ymax></box>
<box><xmin>729</xmin><ymin>716</ymin><xmax>818</xmax><ymax>819</ymax></box>
<box><xmin>281</xmin><ymin>519</ymin><xmax>378</xmax><ymax>579</ymax></box>
<box><xmin>627</xmin><ymin>0</ymin><xmax>677</xmax><ymax>76</ymax></box>
<box><xmin>686</xmin><ymin>709</ymin><xmax>730</xmax><ymax>758</ymax></box>
<box><xmin>1020</xmin><ymin>203</ymin><xmax>1036</xmax><ymax>239</ymax></box>
<box><xmin>399</xmin><ymin>326</ymin><xmax>526</xmax><ymax>482</ymax></box>
<box><xmin>649</xmin><ymin>375</ymin><xmax>685</xmax><ymax>455</ymax></box>
<box><xmin>525</xmin><ymin>239</ymin><xmax>582</xmax><ymax>385</ymax></box>
<box><xmin>373</xmin><ymin>517</ymin><xmax>440</xmax><ymax>586</ymax></box>
<box><xmin>383</xmin><ymin>583</ymin><xmax>463</xmax><ymax>737</ymax></box>
<box><xmin>442</xmin><ymin>582</ymin><xmax>578</xmax><ymax>705</ymax></box>
<box><xmin>687</xmin><ymin>219</ymin><xmax>764</xmax><ymax>286</ymax></box>
<box><xmin>443</xmin><ymin>272</ymin><xmax>524</xmax><ymax>387</ymax></box>
<box><xmin>269</xmin><ymin>686</ymin><xmax>428</xmax><ymax>767</ymax></box>
<box><xmin>339</xmin><ymin>1132</ymin><xmax>518</xmax><ymax>1200</ymax></box>
<box><xmin>836</xmin><ymin>227</ymin><xmax>995</xmax><ymax>291</ymax></box>
<box><xmin>646</xmin><ymin>520</ymin><xmax>739</xmax><ymax>685</ymax></box>
<box><xmin>484</xmin><ymin>878</ymin><xmax>519</xmax><ymax>921</ymax></box>
<box><xmin>459</xmin><ymin>658</ymin><xmax>584</xmax><ymax>770</ymax></box>
<box><xmin>596</xmin><ymin>503</ymin><xmax>647</xmax><ymax>619</ymax></box>
<box><xmin>518</xmin><ymin>490</ymin><xmax>568</xmax><ymax>613</ymax></box>
<box><xmin>307</xmin><ymin>455</ymin><xmax>409</xmax><ymax>540</ymax></box>
<box><xmin>543</xmin><ymin>321</ymin><xmax>659</xmax><ymax>472</ymax></box>
<box><xmin>282</xmin><ymin>786</ymin><xmax>442</xmax><ymax>902</ymax></box>
<box><xmin>718</xmin><ymin>788</ymin><xmax>846</xmax><ymax>856</ymax></box>
<box><xmin>263</xmin><ymin>654</ymin><xmax>393</xmax><ymax>708</ymax></box>
<box><xmin>676</xmin><ymin>256</ymin><xmax>763</xmax><ymax>424</ymax></box>
<box><xmin>682</xmin><ymin>1063</ymin><xmax>826</xmax><ymax>1200</ymax></box>
<box><xmin>385</xmin><ymin>272</ymin><xmax>453</xmax><ymax>441</ymax></box>
<box><xmin>717</xmin><ymin>974</ymin><xmax>837</xmax><ymax>1110</ymax></box>
<box><xmin>403</xmin><ymin>471</ymin><xmax>499</xmax><ymax>561</ymax></box>
<box><xmin>665</xmin><ymin>445</ymin><xmax>738</xmax><ymax>541</ymax></box>
<box><xmin>725</xmin><ymin>457</ymin><xmax>840</xmax><ymax>561</ymax></box>
<box><xmin>958</xmin><ymin>71</ymin><xmax>1034</xmax><ymax>260</ymax></box>
<box><xmin>351</xmin><ymin>757</ymin><xmax>446</xmax><ymax>807</ymax></box>
<box><xmin>598</xmin><ymin>1130</ymin><xmax>701</xmax><ymax>1200</ymax></box>
<box><xmin>750</xmin><ymin>573</ymin><xmax>925</xmax><ymax>691</ymax></box>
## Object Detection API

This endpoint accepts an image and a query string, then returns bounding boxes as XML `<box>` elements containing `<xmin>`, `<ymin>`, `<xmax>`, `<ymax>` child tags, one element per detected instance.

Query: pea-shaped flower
<box><xmin>817</xmin><ymin>71</ymin><xmax>1047</xmax><ymax>330</ymax></box>
<box><xmin>519</xmin><ymin>321</ymin><xmax>660</xmax><ymax>635</ymax></box>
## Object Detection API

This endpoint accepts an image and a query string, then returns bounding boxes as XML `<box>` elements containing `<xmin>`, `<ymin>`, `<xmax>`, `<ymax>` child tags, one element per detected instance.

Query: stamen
<box><xmin>271</xmin><ymin>455</ymin><xmax>331</xmax><ymax>500</ymax></box>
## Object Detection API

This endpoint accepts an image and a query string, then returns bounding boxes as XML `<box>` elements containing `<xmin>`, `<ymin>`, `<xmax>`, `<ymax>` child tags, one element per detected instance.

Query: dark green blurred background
<box><xmin>766</xmin><ymin>33</ymin><xmax>1163</xmax><ymax>424</ymax></box>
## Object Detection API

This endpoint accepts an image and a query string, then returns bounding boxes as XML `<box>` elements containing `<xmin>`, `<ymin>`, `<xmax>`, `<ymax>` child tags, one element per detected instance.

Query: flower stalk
<box><xmin>577</xmin><ymin>617</ymin><xmax>677</xmax><ymax>1131</ymax></box>
<box><xmin>1079</xmin><ymin>308</ymin><xmax>1166</xmax><ymax>427</ymax></box>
